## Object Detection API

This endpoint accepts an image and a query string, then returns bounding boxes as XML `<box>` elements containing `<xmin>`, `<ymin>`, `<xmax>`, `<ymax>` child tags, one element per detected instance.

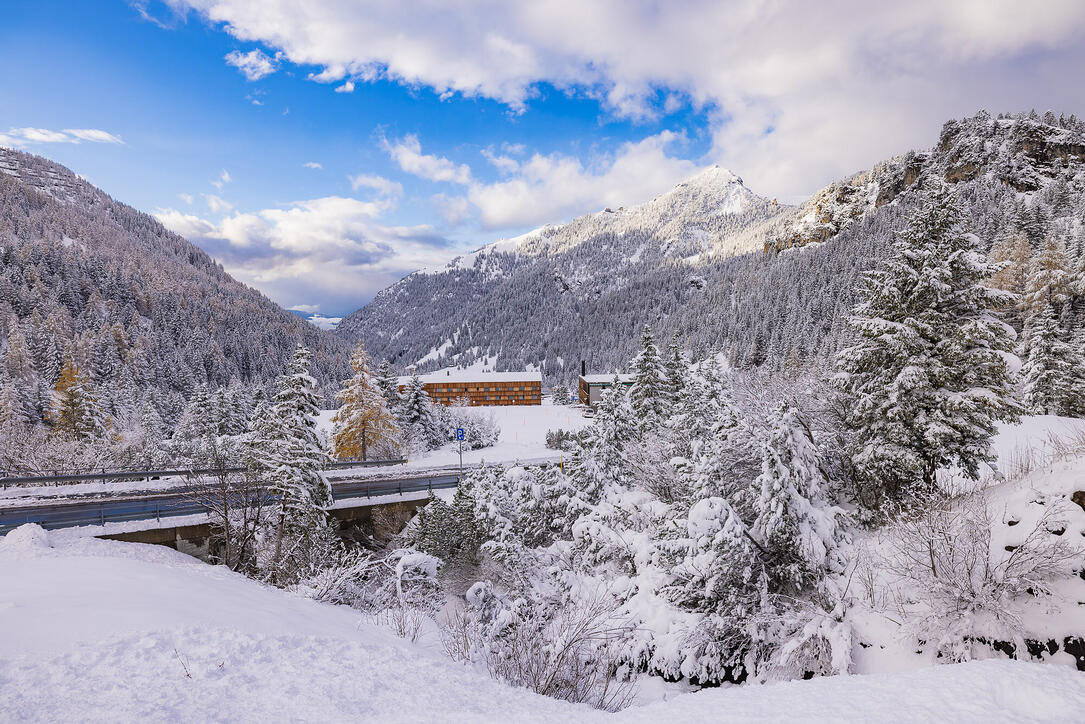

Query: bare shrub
<box><xmin>444</xmin><ymin>582</ymin><xmax>637</xmax><ymax>712</ymax></box>
<box><xmin>886</xmin><ymin>487</ymin><xmax>1080</xmax><ymax>661</ymax></box>
<box><xmin>187</xmin><ymin>438</ymin><xmax>274</xmax><ymax>573</ymax></box>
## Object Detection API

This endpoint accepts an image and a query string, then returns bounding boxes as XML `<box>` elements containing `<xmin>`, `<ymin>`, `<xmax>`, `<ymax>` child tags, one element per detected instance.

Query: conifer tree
<box><xmin>0</xmin><ymin>381</ymin><xmax>28</xmax><ymax>438</ymax></box>
<box><xmin>399</xmin><ymin>374</ymin><xmax>441</xmax><ymax>450</ymax></box>
<box><xmin>752</xmin><ymin>405</ymin><xmax>841</xmax><ymax>590</ymax></box>
<box><xmin>375</xmin><ymin>359</ymin><xmax>401</xmax><ymax>411</ymax></box>
<box><xmin>630</xmin><ymin>324</ymin><xmax>667</xmax><ymax>424</ymax></box>
<box><xmin>332</xmin><ymin>343</ymin><xmax>399</xmax><ymax>460</ymax></box>
<box><xmin>568</xmin><ymin>377</ymin><xmax>636</xmax><ymax>502</ymax></box>
<box><xmin>267</xmin><ymin>345</ymin><xmax>332</xmax><ymax>544</ymax></box>
<box><xmin>550</xmin><ymin>383</ymin><xmax>571</xmax><ymax>405</ymax></box>
<box><xmin>1020</xmin><ymin>237</ymin><xmax>1079</xmax><ymax>414</ymax></box>
<box><xmin>49</xmin><ymin>357</ymin><xmax>108</xmax><ymax>441</ymax></box>
<box><xmin>836</xmin><ymin>182</ymin><xmax>1020</xmax><ymax>501</ymax></box>
<box><xmin>1021</xmin><ymin>305</ymin><xmax>1076</xmax><ymax>414</ymax></box>
<box><xmin>662</xmin><ymin>332</ymin><xmax>688</xmax><ymax>409</ymax></box>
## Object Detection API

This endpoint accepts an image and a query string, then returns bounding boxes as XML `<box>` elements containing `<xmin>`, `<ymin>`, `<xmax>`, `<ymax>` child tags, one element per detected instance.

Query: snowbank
<box><xmin>1</xmin><ymin>526</ymin><xmax>1082</xmax><ymax>722</ymax></box>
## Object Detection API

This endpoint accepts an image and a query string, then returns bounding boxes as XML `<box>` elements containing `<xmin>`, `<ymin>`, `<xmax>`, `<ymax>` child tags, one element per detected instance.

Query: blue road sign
<box><xmin>456</xmin><ymin>428</ymin><xmax>466</xmax><ymax>441</ymax></box>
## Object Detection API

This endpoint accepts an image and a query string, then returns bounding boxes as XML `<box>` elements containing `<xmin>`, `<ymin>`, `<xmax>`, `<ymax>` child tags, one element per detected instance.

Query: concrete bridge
<box><xmin>0</xmin><ymin>470</ymin><xmax>462</xmax><ymax>557</ymax></box>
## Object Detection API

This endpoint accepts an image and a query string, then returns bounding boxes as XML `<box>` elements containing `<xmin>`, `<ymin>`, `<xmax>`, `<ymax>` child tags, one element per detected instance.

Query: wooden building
<box><xmin>398</xmin><ymin>370</ymin><xmax>543</xmax><ymax>406</ymax></box>
<box><xmin>577</xmin><ymin>373</ymin><xmax>635</xmax><ymax>406</ymax></box>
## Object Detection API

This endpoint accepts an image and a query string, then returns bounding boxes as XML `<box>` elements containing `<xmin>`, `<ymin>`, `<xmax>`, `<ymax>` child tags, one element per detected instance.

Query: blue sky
<box><xmin>4</xmin><ymin>1</ymin><xmax>1085</xmax><ymax>320</ymax></box>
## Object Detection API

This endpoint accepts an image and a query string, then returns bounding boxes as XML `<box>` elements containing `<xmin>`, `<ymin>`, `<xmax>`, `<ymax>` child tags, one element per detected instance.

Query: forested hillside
<box><xmin>340</xmin><ymin>111</ymin><xmax>1085</xmax><ymax>383</ymax></box>
<box><xmin>0</xmin><ymin>148</ymin><xmax>350</xmax><ymax>434</ymax></box>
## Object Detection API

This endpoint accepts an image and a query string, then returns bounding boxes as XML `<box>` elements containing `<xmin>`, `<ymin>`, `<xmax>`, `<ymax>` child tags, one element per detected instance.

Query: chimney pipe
<box><xmin>581</xmin><ymin>360</ymin><xmax>586</xmax><ymax>377</ymax></box>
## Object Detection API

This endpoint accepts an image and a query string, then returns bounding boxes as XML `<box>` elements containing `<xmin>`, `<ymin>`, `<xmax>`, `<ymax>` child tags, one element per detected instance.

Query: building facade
<box><xmin>578</xmin><ymin>373</ymin><xmax>635</xmax><ymax>406</ymax></box>
<box><xmin>398</xmin><ymin>370</ymin><xmax>543</xmax><ymax>406</ymax></box>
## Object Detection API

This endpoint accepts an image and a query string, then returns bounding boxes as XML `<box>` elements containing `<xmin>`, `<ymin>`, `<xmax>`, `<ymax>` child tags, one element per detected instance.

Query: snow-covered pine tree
<box><xmin>550</xmin><ymin>383</ymin><xmax>571</xmax><ymax>405</ymax></box>
<box><xmin>752</xmin><ymin>404</ymin><xmax>842</xmax><ymax>590</ymax></box>
<box><xmin>399</xmin><ymin>374</ymin><xmax>441</xmax><ymax>451</ymax></box>
<box><xmin>49</xmin><ymin>357</ymin><xmax>109</xmax><ymax>441</ymax></box>
<box><xmin>267</xmin><ymin>346</ymin><xmax>333</xmax><ymax>554</ymax></box>
<box><xmin>568</xmin><ymin>376</ymin><xmax>636</xmax><ymax>502</ymax></box>
<box><xmin>659</xmin><ymin>495</ymin><xmax>765</xmax><ymax>683</ymax></box>
<box><xmin>0</xmin><ymin>381</ymin><xmax>28</xmax><ymax>438</ymax></box>
<box><xmin>1020</xmin><ymin>236</ymin><xmax>1079</xmax><ymax>414</ymax></box>
<box><xmin>835</xmin><ymin>182</ymin><xmax>1020</xmax><ymax>502</ymax></box>
<box><xmin>375</xmin><ymin>359</ymin><xmax>401</xmax><ymax>411</ymax></box>
<box><xmin>1021</xmin><ymin>305</ymin><xmax>1076</xmax><ymax>414</ymax></box>
<box><xmin>662</xmin><ymin>332</ymin><xmax>688</xmax><ymax>409</ymax></box>
<box><xmin>630</xmin><ymin>325</ymin><xmax>667</xmax><ymax>424</ymax></box>
<box><xmin>332</xmin><ymin>343</ymin><xmax>399</xmax><ymax>460</ymax></box>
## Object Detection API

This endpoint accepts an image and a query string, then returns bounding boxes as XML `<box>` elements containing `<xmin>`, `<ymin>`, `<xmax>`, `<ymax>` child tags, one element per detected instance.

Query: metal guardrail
<box><xmin>0</xmin><ymin>458</ymin><xmax>407</xmax><ymax>488</ymax></box>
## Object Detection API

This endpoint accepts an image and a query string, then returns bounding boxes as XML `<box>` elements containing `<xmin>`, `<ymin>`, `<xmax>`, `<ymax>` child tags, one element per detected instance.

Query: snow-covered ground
<box><xmin>316</xmin><ymin>400</ymin><xmax>591</xmax><ymax>471</ymax></box>
<box><xmin>2</xmin><ymin>524</ymin><xmax>1082</xmax><ymax>723</ymax></box>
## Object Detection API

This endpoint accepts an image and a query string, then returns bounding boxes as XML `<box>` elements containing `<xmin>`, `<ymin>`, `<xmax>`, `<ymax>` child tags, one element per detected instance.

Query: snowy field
<box><xmin>315</xmin><ymin>400</ymin><xmax>591</xmax><ymax>471</ymax></box>
<box><xmin>1</xmin><ymin>524</ymin><xmax>1083</xmax><ymax>723</ymax></box>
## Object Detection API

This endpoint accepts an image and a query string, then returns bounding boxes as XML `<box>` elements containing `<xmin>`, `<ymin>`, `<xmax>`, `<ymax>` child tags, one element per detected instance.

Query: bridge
<box><xmin>0</xmin><ymin>463</ymin><xmax>461</xmax><ymax>536</ymax></box>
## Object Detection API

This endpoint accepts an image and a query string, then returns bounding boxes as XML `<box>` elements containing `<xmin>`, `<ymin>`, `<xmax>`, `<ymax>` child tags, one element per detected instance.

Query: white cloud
<box><xmin>288</xmin><ymin>303</ymin><xmax>320</xmax><ymax>314</ymax></box>
<box><xmin>174</xmin><ymin>0</ymin><xmax>1085</xmax><ymax>197</ymax></box>
<box><xmin>468</xmin><ymin>131</ymin><xmax>700</xmax><ymax>229</ymax></box>
<box><xmin>303</xmin><ymin>161</ymin><xmax>323</xmax><ymax>169</ymax></box>
<box><xmin>387</xmin><ymin>130</ymin><xmax>699</xmax><ymax>230</ymax></box>
<box><xmin>154</xmin><ymin>195</ymin><xmax>456</xmax><ymax>313</ymax></box>
<box><xmin>0</xmin><ymin>127</ymin><xmax>124</xmax><ymax>146</ymax></box>
<box><xmin>348</xmin><ymin>173</ymin><xmax>403</xmax><ymax>202</ymax></box>
<box><xmin>382</xmin><ymin>134</ymin><xmax>472</xmax><ymax>185</ymax></box>
<box><xmin>204</xmin><ymin>193</ymin><xmax>233</xmax><ymax>213</ymax></box>
<box><xmin>62</xmin><ymin>129</ymin><xmax>125</xmax><ymax>144</ymax></box>
<box><xmin>224</xmin><ymin>49</ymin><xmax>278</xmax><ymax>81</ymax></box>
<box><xmin>178</xmin><ymin>192</ymin><xmax>194</xmax><ymax>204</ymax></box>
<box><xmin>334</xmin><ymin>80</ymin><xmax>355</xmax><ymax>93</ymax></box>
<box><xmin>211</xmin><ymin>169</ymin><xmax>231</xmax><ymax>190</ymax></box>
<box><xmin>306</xmin><ymin>314</ymin><xmax>342</xmax><ymax>330</ymax></box>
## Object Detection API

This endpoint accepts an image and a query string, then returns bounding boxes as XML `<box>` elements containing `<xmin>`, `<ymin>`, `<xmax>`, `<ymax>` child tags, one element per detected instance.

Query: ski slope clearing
<box><xmin>1</xmin><ymin>525</ymin><xmax>1083</xmax><ymax>723</ymax></box>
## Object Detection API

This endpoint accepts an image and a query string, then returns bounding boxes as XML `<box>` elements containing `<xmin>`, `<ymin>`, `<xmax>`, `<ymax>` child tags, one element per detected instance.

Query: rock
<box><xmin>1071</xmin><ymin>490</ymin><xmax>1085</xmax><ymax>512</ymax></box>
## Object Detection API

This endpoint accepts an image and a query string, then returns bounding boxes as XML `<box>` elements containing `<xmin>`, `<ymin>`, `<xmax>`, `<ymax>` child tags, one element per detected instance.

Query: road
<box><xmin>0</xmin><ymin>472</ymin><xmax>461</xmax><ymax>535</ymax></box>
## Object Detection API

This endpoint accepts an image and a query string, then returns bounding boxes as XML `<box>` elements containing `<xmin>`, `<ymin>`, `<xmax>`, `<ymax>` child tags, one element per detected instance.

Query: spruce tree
<box><xmin>568</xmin><ymin>377</ymin><xmax>636</xmax><ymax>502</ymax></box>
<box><xmin>375</xmin><ymin>359</ymin><xmax>401</xmax><ymax>411</ymax></box>
<box><xmin>662</xmin><ymin>332</ymin><xmax>688</xmax><ymax>409</ymax></box>
<box><xmin>399</xmin><ymin>374</ymin><xmax>441</xmax><ymax>450</ymax></box>
<box><xmin>1021</xmin><ymin>305</ymin><xmax>1075</xmax><ymax>414</ymax></box>
<box><xmin>630</xmin><ymin>324</ymin><xmax>667</xmax><ymax>424</ymax></box>
<box><xmin>752</xmin><ymin>405</ymin><xmax>841</xmax><ymax>590</ymax></box>
<box><xmin>836</xmin><ymin>182</ymin><xmax>1020</xmax><ymax>501</ymax></box>
<box><xmin>332</xmin><ymin>343</ymin><xmax>399</xmax><ymax>460</ymax></box>
<box><xmin>267</xmin><ymin>346</ymin><xmax>333</xmax><ymax>556</ymax></box>
<box><xmin>1020</xmin><ymin>237</ymin><xmax>1078</xmax><ymax>415</ymax></box>
<box><xmin>50</xmin><ymin>357</ymin><xmax>108</xmax><ymax>441</ymax></box>
<box><xmin>550</xmin><ymin>383</ymin><xmax>571</xmax><ymax>405</ymax></box>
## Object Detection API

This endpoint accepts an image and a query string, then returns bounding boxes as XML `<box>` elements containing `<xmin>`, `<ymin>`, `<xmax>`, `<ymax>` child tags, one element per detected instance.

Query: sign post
<box><xmin>456</xmin><ymin>427</ymin><xmax>465</xmax><ymax>474</ymax></box>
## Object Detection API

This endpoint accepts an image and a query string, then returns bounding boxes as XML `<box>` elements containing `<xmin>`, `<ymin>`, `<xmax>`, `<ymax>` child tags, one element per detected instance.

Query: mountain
<box><xmin>339</xmin><ymin>111</ymin><xmax>1085</xmax><ymax>382</ymax></box>
<box><xmin>0</xmin><ymin>147</ymin><xmax>351</xmax><ymax>427</ymax></box>
<box><xmin>336</xmin><ymin>166</ymin><xmax>792</xmax><ymax>378</ymax></box>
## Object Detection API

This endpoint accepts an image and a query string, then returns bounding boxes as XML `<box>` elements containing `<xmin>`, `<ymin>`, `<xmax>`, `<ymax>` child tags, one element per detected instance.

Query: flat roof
<box><xmin>579</xmin><ymin>374</ymin><xmax>635</xmax><ymax>384</ymax></box>
<box><xmin>398</xmin><ymin>369</ymin><xmax>543</xmax><ymax>385</ymax></box>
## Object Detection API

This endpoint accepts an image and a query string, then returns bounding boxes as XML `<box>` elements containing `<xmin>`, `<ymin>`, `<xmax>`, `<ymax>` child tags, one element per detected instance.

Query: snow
<box><xmin>316</xmin><ymin>401</ymin><xmax>591</xmax><ymax>471</ymax></box>
<box><xmin>0</xmin><ymin>526</ymin><xmax>587</xmax><ymax>723</ymax></box>
<box><xmin>396</xmin><ymin>368</ymin><xmax>542</xmax><ymax>385</ymax></box>
<box><xmin>623</xmin><ymin>660</ymin><xmax>1084</xmax><ymax>723</ymax></box>
<box><xmin>2</xmin><ymin>526</ymin><xmax>1082</xmax><ymax>723</ymax></box>
<box><xmin>580</xmin><ymin>373</ymin><xmax>635</xmax><ymax>384</ymax></box>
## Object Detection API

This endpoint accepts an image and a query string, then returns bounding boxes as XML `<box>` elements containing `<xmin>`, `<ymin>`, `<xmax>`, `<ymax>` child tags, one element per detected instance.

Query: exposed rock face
<box><xmin>765</xmin><ymin>110</ymin><xmax>1085</xmax><ymax>253</ymax></box>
